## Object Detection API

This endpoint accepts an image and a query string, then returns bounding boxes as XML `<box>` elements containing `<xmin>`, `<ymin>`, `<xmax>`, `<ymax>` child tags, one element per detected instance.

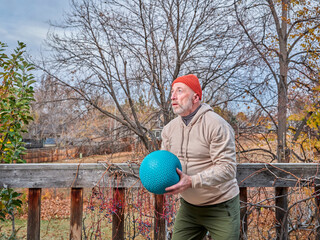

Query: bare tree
<box><xmin>26</xmin><ymin>75</ymin><xmax>135</xmax><ymax>154</ymax></box>
<box><xmin>234</xmin><ymin>0</ymin><xmax>320</xmax><ymax>162</ymax></box>
<box><xmin>234</xmin><ymin>0</ymin><xmax>320</xmax><ymax>238</ymax></box>
<box><xmin>26</xmin><ymin>75</ymin><xmax>90</xmax><ymax>145</ymax></box>
<box><xmin>35</xmin><ymin>0</ymin><xmax>246</xmax><ymax>152</ymax></box>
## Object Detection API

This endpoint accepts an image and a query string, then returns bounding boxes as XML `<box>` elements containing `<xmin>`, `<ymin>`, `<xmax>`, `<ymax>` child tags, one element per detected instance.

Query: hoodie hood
<box><xmin>161</xmin><ymin>103</ymin><xmax>239</xmax><ymax>205</ymax></box>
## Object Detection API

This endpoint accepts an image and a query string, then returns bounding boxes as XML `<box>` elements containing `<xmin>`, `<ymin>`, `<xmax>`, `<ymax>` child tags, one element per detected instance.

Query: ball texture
<box><xmin>139</xmin><ymin>150</ymin><xmax>182</xmax><ymax>194</ymax></box>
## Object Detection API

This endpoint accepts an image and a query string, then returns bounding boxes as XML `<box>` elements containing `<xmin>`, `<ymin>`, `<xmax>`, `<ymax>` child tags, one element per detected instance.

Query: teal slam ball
<box><xmin>139</xmin><ymin>150</ymin><xmax>182</xmax><ymax>194</ymax></box>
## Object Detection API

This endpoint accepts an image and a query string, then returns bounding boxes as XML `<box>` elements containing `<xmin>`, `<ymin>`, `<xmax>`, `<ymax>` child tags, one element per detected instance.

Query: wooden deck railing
<box><xmin>1</xmin><ymin>163</ymin><xmax>320</xmax><ymax>239</ymax></box>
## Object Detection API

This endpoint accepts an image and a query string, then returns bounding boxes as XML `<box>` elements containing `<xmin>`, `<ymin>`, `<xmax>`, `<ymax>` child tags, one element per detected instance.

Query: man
<box><xmin>161</xmin><ymin>74</ymin><xmax>240</xmax><ymax>240</ymax></box>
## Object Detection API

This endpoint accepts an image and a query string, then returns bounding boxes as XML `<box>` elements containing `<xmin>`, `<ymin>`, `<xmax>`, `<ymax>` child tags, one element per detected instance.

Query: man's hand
<box><xmin>165</xmin><ymin>168</ymin><xmax>192</xmax><ymax>194</ymax></box>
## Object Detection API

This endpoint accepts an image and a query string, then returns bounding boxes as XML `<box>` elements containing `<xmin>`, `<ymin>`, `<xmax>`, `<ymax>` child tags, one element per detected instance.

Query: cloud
<box><xmin>0</xmin><ymin>0</ymin><xmax>70</xmax><ymax>57</ymax></box>
<box><xmin>0</xmin><ymin>22</ymin><xmax>48</xmax><ymax>56</ymax></box>
<box><xmin>2</xmin><ymin>23</ymin><xmax>46</xmax><ymax>42</ymax></box>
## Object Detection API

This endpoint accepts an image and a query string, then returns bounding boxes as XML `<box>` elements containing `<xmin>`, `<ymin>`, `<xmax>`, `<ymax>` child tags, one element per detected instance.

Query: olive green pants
<box><xmin>172</xmin><ymin>195</ymin><xmax>240</xmax><ymax>240</ymax></box>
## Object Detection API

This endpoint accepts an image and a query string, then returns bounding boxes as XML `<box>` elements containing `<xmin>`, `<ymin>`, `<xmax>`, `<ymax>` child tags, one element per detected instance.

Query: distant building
<box><xmin>23</xmin><ymin>139</ymin><xmax>44</xmax><ymax>149</ymax></box>
<box><xmin>151</xmin><ymin>128</ymin><xmax>162</xmax><ymax>140</ymax></box>
<box><xmin>43</xmin><ymin>138</ymin><xmax>57</xmax><ymax>147</ymax></box>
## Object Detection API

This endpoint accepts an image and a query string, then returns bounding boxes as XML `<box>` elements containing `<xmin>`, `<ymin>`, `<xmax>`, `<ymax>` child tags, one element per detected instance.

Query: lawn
<box><xmin>1</xmin><ymin>216</ymin><xmax>116</xmax><ymax>239</ymax></box>
<box><xmin>1</xmin><ymin>218</ymin><xmax>70</xmax><ymax>239</ymax></box>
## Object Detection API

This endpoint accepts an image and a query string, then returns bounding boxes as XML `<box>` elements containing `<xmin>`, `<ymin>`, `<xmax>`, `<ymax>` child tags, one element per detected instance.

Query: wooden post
<box><xmin>154</xmin><ymin>194</ymin><xmax>166</xmax><ymax>240</ymax></box>
<box><xmin>70</xmin><ymin>188</ymin><xmax>83</xmax><ymax>240</ymax></box>
<box><xmin>27</xmin><ymin>188</ymin><xmax>41</xmax><ymax>240</ymax></box>
<box><xmin>315</xmin><ymin>186</ymin><xmax>320</xmax><ymax>239</ymax></box>
<box><xmin>275</xmin><ymin>187</ymin><xmax>288</xmax><ymax>240</ymax></box>
<box><xmin>112</xmin><ymin>188</ymin><xmax>125</xmax><ymax>240</ymax></box>
<box><xmin>240</xmin><ymin>187</ymin><xmax>248</xmax><ymax>239</ymax></box>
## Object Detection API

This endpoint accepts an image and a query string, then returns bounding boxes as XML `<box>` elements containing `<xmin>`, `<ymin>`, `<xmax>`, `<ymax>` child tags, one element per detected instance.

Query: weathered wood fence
<box><xmin>23</xmin><ymin>147</ymin><xmax>81</xmax><ymax>163</ymax></box>
<box><xmin>0</xmin><ymin>163</ymin><xmax>320</xmax><ymax>240</ymax></box>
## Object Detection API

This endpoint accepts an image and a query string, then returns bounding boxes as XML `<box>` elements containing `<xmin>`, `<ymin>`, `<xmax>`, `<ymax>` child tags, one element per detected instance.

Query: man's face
<box><xmin>171</xmin><ymin>82</ymin><xmax>196</xmax><ymax>116</ymax></box>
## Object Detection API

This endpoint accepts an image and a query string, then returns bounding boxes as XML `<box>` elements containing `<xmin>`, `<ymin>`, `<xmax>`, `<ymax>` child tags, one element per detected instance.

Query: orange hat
<box><xmin>172</xmin><ymin>74</ymin><xmax>202</xmax><ymax>100</ymax></box>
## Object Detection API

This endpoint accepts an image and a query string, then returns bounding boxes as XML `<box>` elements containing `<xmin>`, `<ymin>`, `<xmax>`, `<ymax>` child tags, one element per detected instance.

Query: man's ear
<box><xmin>193</xmin><ymin>94</ymin><xmax>200</xmax><ymax>102</ymax></box>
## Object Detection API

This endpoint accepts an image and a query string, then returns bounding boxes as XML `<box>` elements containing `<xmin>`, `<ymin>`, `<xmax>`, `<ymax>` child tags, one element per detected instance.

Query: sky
<box><xmin>0</xmin><ymin>0</ymin><xmax>71</xmax><ymax>57</ymax></box>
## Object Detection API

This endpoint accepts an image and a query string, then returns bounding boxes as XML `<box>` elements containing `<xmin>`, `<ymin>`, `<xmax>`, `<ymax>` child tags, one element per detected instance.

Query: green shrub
<box><xmin>0</xmin><ymin>41</ymin><xmax>35</xmax><ymax>238</ymax></box>
<box><xmin>0</xmin><ymin>41</ymin><xmax>35</xmax><ymax>163</ymax></box>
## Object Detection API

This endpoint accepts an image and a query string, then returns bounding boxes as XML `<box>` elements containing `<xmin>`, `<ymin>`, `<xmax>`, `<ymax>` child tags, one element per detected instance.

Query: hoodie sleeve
<box><xmin>191</xmin><ymin>123</ymin><xmax>237</xmax><ymax>188</ymax></box>
<box><xmin>161</xmin><ymin>125</ymin><xmax>170</xmax><ymax>151</ymax></box>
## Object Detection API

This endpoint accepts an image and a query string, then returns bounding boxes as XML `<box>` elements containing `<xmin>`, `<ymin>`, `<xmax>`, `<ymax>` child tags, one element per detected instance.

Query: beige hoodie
<box><xmin>161</xmin><ymin>103</ymin><xmax>239</xmax><ymax>206</ymax></box>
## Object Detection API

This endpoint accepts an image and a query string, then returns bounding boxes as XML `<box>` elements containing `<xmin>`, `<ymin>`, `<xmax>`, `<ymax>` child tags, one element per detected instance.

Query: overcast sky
<box><xmin>0</xmin><ymin>0</ymin><xmax>71</xmax><ymax>57</ymax></box>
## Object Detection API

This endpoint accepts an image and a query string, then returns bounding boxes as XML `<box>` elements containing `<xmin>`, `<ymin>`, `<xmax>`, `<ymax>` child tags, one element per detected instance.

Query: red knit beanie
<box><xmin>172</xmin><ymin>74</ymin><xmax>202</xmax><ymax>100</ymax></box>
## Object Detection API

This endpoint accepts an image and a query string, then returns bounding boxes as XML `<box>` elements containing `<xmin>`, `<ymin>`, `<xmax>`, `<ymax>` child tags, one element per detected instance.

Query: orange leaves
<box><xmin>281</xmin><ymin>16</ymin><xmax>291</xmax><ymax>24</ymax></box>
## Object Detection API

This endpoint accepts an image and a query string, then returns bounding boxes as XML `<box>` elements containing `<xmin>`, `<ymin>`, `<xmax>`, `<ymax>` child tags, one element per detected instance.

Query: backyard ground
<box><xmin>1</xmin><ymin>152</ymin><xmax>145</xmax><ymax>239</ymax></box>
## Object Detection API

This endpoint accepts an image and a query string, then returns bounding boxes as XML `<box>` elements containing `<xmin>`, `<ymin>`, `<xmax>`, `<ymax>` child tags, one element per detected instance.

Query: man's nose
<box><xmin>171</xmin><ymin>93</ymin><xmax>176</xmax><ymax>100</ymax></box>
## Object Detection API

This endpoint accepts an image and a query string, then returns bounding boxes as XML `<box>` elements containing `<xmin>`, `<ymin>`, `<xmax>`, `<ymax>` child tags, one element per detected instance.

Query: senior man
<box><xmin>161</xmin><ymin>74</ymin><xmax>240</xmax><ymax>240</ymax></box>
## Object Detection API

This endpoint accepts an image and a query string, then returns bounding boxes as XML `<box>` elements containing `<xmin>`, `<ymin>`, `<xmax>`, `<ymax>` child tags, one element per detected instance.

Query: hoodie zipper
<box><xmin>184</xmin><ymin>126</ymin><xmax>192</xmax><ymax>174</ymax></box>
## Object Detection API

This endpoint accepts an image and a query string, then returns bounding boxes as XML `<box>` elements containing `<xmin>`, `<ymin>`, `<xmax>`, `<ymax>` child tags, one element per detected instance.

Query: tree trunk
<box><xmin>275</xmin><ymin>1</ymin><xmax>289</xmax><ymax>239</ymax></box>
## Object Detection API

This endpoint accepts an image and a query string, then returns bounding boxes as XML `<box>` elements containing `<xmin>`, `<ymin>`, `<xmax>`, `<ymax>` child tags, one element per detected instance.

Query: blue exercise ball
<box><xmin>139</xmin><ymin>150</ymin><xmax>182</xmax><ymax>194</ymax></box>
